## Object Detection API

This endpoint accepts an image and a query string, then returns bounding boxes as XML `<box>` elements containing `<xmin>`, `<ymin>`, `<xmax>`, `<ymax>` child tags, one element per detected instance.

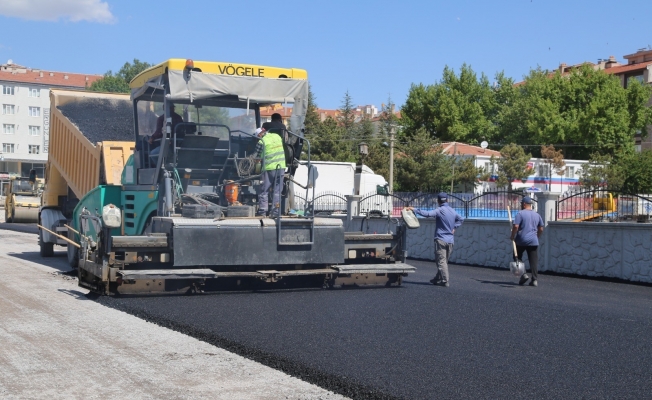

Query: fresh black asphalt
<box><xmin>95</xmin><ymin>260</ymin><xmax>652</xmax><ymax>399</ymax></box>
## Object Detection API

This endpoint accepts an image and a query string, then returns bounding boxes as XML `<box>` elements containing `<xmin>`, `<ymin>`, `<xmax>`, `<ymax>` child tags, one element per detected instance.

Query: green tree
<box><xmin>116</xmin><ymin>59</ymin><xmax>152</xmax><ymax>85</ymax></box>
<box><xmin>338</xmin><ymin>91</ymin><xmax>356</xmax><ymax>138</ymax></box>
<box><xmin>395</xmin><ymin>128</ymin><xmax>453</xmax><ymax>191</ymax></box>
<box><xmin>452</xmin><ymin>156</ymin><xmax>482</xmax><ymax>193</ymax></box>
<box><xmin>88</xmin><ymin>74</ymin><xmax>129</xmax><ymax>93</ymax></box>
<box><xmin>307</xmin><ymin>117</ymin><xmax>354</xmax><ymax>162</ymax></box>
<box><xmin>356</xmin><ymin>113</ymin><xmax>374</xmax><ymax>143</ymax></box>
<box><xmin>626</xmin><ymin>79</ymin><xmax>652</xmax><ymax>138</ymax></box>
<box><xmin>492</xmin><ymin>72</ymin><xmax>521</xmax><ymax>146</ymax></box>
<box><xmin>401</xmin><ymin>64</ymin><xmax>499</xmax><ymax>144</ymax></box>
<box><xmin>364</xmin><ymin>141</ymin><xmax>390</xmax><ymax>182</ymax></box>
<box><xmin>89</xmin><ymin>59</ymin><xmax>152</xmax><ymax>93</ymax></box>
<box><xmin>401</xmin><ymin>63</ymin><xmax>652</xmax><ymax>161</ymax></box>
<box><xmin>378</xmin><ymin>96</ymin><xmax>399</xmax><ymax>139</ymax></box>
<box><xmin>619</xmin><ymin>150</ymin><xmax>652</xmax><ymax>193</ymax></box>
<box><xmin>507</xmin><ymin>65</ymin><xmax>652</xmax><ymax>159</ymax></box>
<box><xmin>578</xmin><ymin>153</ymin><xmax>625</xmax><ymax>191</ymax></box>
<box><xmin>540</xmin><ymin>145</ymin><xmax>565</xmax><ymax>191</ymax></box>
<box><xmin>304</xmin><ymin>84</ymin><xmax>321</xmax><ymax>138</ymax></box>
<box><xmin>493</xmin><ymin>143</ymin><xmax>533</xmax><ymax>191</ymax></box>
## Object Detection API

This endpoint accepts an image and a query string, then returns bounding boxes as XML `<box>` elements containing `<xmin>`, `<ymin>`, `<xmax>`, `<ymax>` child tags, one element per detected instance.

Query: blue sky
<box><xmin>0</xmin><ymin>0</ymin><xmax>649</xmax><ymax>110</ymax></box>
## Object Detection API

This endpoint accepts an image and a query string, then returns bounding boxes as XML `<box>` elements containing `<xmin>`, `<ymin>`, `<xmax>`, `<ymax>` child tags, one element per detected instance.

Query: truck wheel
<box><xmin>67</xmin><ymin>229</ymin><xmax>79</xmax><ymax>269</ymax></box>
<box><xmin>39</xmin><ymin>229</ymin><xmax>54</xmax><ymax>257</ymax></box>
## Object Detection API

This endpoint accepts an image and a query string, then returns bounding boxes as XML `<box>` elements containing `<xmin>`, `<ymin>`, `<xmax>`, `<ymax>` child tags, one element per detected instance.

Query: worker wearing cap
<box><xmin>262</xmin><ymin>113</ymin><xmax>287</xmax><ymax>137</ymax></box>
<box><xmin>254</xmin><ymin>127</ymin><xmax>286</xmax><ymax>217</ymax></box>
<box><xmin>406</xmin><ymin>192</ymin><xmax>464</xmax><ymax>287</ymax></box>
<box><xmin>510</xmin><ymin>196</ymin><xmax>544</xmax><ymax>287</ymax></box>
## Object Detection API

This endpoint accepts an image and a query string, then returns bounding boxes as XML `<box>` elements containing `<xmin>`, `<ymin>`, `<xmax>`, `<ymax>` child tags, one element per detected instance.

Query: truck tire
<box><xmin>67</xmin><ymin>229</ymin><xmax>79</xmax><ymax>269</ymax></box>
<box><xmin>39</xmin><ymin>228</ymin><xmax>54</xmax><ymax>257</ymax></box>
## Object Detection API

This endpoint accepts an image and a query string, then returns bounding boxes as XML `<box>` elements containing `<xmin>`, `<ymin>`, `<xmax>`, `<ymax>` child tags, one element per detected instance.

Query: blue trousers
<box><xmin>258</xmin><ymin>169</ymin><xmax>283</xmax><ymax>216</ymax></box>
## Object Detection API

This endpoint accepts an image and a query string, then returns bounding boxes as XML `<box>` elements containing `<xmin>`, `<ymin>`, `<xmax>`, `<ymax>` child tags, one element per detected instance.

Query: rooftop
<box><xmin>0</xmin><ymin>61</ymin><xmax>102</xmax><ymax>88</ymax></box>
<box><xmin>603</xmin><ymin>61</ymin><xmax>652</xmax><ymax>75</ymax></box>
<box><xmin>441</xmin><ymin>142</ymin><xmax>501</xmax><ymax>157</ymax></box>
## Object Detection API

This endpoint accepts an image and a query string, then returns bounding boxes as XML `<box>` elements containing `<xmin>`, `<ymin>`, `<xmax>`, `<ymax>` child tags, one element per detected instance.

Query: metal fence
<box><xmin>466</xmin><ymin>191</ymin><xmax>535</xmax><ymax>220</ymax></box>
<box><xmin>556</xmin><ymin>189</ymin><xmax>652</xmax><ymax>222</ymax></box>
<box><xmin>294</xmin><ymin>191</ymin><xmax>348</xmax><ymax>215</ymax></box>
<box><xmin>295</xmin><ymin>190</ymin><xmax>535</xmax><ymax>219</ymax></box>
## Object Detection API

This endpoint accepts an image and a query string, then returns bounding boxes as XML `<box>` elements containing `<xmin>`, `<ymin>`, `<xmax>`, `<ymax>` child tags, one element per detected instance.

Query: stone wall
<box><xmin>546</xmin><ymin>222</ymin><xmax>652</xmax><ymax>283</ymax></box>
<box><xmin>405</xmin><ymin>219</ymin><xmax>529</xmax><ymax>268</ymax></box>
<box><xmin>336</xmin><ymin>216</ymin><xmax>652</xmax><ymax>283</ymax></box>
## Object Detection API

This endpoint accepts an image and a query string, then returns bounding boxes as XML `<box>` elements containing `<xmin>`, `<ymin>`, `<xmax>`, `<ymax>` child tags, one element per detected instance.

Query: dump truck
<box><xmin>4</xmin><ymin>176</ymin><xmax>41</xmax><ymax>223</ymax></box>
<box><xmin>41</xmin><ymin>59</ymin><xmax>415</xmax><ymax>295</ymax></box>
<box><xmin>292</xmin><ymin>161</ymin><xmax>392</xmax><ymax>216</ymax></box>
<box><xmin>38</xmin><ymin>90</ymin><xmax>134</xmax><ymax>262</ymax></box>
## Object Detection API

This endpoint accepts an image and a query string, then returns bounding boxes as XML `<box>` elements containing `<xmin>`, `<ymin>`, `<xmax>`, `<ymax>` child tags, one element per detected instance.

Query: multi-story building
<box><xmin>441</xmin><ymin>142</ymin><xmax>586</xmax><ymax>194</ymax></box>
<box><xmin>0</xmin><ymin>60</ymin><xmax>102</xmax><ymax>179</ymax></box>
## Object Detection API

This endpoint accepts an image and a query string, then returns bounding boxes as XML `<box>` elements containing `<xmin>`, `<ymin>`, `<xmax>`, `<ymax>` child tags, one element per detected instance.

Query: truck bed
<box><xmin>48</xmin><ymin>89</ymin><xmax>134</xmax><ymax>200</ymax></box>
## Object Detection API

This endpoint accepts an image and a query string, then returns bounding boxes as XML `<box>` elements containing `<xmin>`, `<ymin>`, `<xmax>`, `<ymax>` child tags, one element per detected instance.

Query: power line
<box><xmin>305</xmin><ymin>137</ymin><xmax>629</xmax><ymax>148</ymax></box>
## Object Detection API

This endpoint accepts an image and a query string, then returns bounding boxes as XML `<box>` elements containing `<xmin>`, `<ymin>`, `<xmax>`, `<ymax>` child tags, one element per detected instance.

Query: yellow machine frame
<box><xmin>130</xmin><ymin>59</ymin><xmax>308</xmax><ymax>89</ymax></box>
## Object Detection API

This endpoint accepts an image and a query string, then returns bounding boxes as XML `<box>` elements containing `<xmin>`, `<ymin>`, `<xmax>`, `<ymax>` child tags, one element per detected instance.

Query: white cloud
<box><xmin>0</xmin><ymin>0</ymin><xmax>115</xmax><ymax>24</ymax></box>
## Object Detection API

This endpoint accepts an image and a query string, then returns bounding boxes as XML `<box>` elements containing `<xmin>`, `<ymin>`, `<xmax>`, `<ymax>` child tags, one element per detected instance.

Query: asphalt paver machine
<box><xmin>63</xmin><ymin>59</ymin><xmax>415</xmax><ymax>294</ymax></box>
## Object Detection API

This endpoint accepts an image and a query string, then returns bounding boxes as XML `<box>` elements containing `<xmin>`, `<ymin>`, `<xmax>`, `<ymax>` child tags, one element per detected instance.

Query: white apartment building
<box><xmin>0</xmin><ymin>60</ymin><xmax>102</xmax><ymax>179</ymax></box>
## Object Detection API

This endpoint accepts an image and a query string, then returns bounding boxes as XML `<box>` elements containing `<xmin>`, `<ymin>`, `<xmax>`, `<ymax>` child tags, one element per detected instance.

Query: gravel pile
<box><xmin>58</xmin><ymin>98</ymin><xmax>135</xmax><ymax>144</ymax></box>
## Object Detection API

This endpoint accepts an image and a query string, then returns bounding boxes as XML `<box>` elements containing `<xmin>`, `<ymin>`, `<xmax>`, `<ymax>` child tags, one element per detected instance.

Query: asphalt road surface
<box><xmin>97</xmin><ymin>259</ymin><xmax>652</xmax><ymax>399</ymax></box>
<box><xmin>0</xmin><ymin>220</ymin><xmax>345</xmax><ymax>400</ymax></box>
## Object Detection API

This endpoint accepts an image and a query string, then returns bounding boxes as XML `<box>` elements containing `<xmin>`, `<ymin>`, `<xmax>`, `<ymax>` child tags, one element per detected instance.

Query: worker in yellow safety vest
<box><xmin>254</xmin><ymin>127</ymin><xmax>286</xmax><ymax>217</ymax></box>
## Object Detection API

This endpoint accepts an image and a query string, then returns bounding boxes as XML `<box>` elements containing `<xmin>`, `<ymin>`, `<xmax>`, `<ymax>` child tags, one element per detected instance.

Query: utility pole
<box><xmin>389</xmin><ymin>125</ymin><xmax>395</xmax><ymax>194</ymax></box>
<box><xmin>450</xmin><ymin>142</ymin><xmax>457</xmax><ymax>193</ymax></box>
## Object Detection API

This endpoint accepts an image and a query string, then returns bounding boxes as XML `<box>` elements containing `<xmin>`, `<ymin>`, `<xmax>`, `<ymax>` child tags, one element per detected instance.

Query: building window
<box><xmin>538</xmin><ymin>165</ymin><xmax>550</xmax><ymax>177</ymax></box>
<box><xmin>3</xmin><ymin>124</ymin><xmax>15</xmax><ymax>134</ymax></box>
<box><xmin>0</xmin><ymin>160</ymin><xmax>20</xmax><ymax>174</ymax></box>
<box><xmin>28</xmin><ymin>126</ymin><xmax>40</xmax><ymax>136</ymax></box>
<box><xmin>28</xmin><ymin>106</ymin><xmax>41</xmax><ymax>117</ymax></box>
<box><xmin>2</xmin><ymin>104</ymin><xmax>15</xmax><ymax>115</ymax></box>
<box><xmin>21</xmin><ymin>162</ymin><xmax>45</xmax><ymax>178</ymax></box>
<box><xmin>2</xmin><ymin>143</ymin><xmax>15</xmax><ymax>153</ymax></box>
<box><xmin>2</xmin><ymin>86</ymin><xmax>14</xmax><ymax>95</ymax></box>
<box><xmin>28</xmin><ymin>88</ymin><xmax>40</xmax><ymax>97</ymax></box>
<box><xmin>28</xmin><ymin>145</ymin><xmax>40</xmax><ymax>154</ymax></box>
<box><xmin>565</xmin><ymin>166</ymin><xmax>575</xmax><ymax>179</ymax></box>
<box><xmin>626</xmin><ymin>74</ymin><xmax>644</xmax><ymax>88</ymax></box>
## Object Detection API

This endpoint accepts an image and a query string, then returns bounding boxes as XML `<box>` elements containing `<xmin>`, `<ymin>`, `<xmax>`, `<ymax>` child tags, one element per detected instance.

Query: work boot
<box><xmin>529</xmin><ymin>279</ymin><xmax>538</xmax><ymax>287</ymax></box>
<box><xmin>519</xmin><ymin>273</ymin><xmax>530</xmax><ymax>286</ymax></box>
<box><xmin>437</xmin><ymin>281</ymin><xmax>450</xmax><ymax>288</ymax></box>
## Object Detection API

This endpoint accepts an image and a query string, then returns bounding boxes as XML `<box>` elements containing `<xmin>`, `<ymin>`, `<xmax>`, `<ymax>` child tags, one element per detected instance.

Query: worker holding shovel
<box><xmin>510</xmin><ymin>196</ymin><xmax>544</xmax><ymax>287</ymax></box>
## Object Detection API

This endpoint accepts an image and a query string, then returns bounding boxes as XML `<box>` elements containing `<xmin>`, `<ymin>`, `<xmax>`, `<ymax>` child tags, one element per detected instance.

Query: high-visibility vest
<box><xmin>262</xmin><ymin>133</ymin><xmax>286</xmax><ymax>171</ymax></box>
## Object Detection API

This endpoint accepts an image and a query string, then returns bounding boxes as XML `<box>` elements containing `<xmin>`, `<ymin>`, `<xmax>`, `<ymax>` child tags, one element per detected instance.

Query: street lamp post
<box><xmin>358</xmin><ymin>142</ymin><xmax>368</xmax><ymax>165</ymax></box>
<box><xmin>389</xmin><ymin>125</ymin><xmax>395</xmax><ymax>194</ymax></box>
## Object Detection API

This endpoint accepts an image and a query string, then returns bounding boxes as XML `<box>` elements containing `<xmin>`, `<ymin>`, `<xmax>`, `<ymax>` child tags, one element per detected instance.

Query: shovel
<box><xmin>507</xmin><ymin>206</ymin><xmax>526</xmax><ymax>277</ymax></box>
